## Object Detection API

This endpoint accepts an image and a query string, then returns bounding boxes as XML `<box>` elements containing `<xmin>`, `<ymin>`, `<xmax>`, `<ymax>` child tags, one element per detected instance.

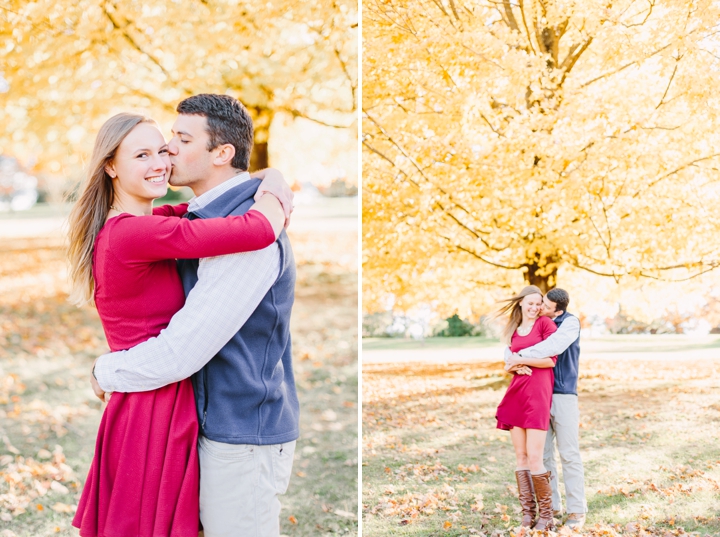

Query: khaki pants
<box><xmin>198</xmin><ymin>436</ymin><xmax>296</xmax><ymax>537</ymax></box>
<box><xmin>543</xmin><ymin>394</ymin><xmax>587</xmax><ymax>514</ymax></box>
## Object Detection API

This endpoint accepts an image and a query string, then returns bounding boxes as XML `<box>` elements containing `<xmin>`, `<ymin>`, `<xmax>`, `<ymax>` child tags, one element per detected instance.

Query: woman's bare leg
<box><xmin>510</xmin><ymin>428</ymin><xmax>530</xmax><ymax>470</ymax></box>
<box><xmin>526</xmin><ymin>428</ymin><xmax>548</xmax><ymax>474</ymax></box>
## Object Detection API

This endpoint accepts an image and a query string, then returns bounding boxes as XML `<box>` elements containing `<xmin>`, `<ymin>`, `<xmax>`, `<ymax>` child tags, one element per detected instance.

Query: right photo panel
<box><xmin>362</xmin><ymin>0</ymin><xmax>720</xmax><ymax>534</ymax></box>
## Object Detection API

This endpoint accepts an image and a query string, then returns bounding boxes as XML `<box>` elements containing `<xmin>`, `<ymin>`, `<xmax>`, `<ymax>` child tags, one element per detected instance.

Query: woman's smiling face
<box><xmin>520</xmin><ymin>292</ymin><xmax>543</xmax><ymax>320</ymax></box>
<box><xmin>105</xmin><ymin>122</ymin><xmax>171</xmax><ymax>202</ymax></box>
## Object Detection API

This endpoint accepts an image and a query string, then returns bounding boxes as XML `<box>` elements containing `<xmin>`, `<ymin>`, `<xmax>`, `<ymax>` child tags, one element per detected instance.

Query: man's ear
<box><xmin>555</xmin><ymin>310</ymin><xmax>565</xmax><ymax>317</ymax></box>
<box><xmin>213</xmin><ymin>144</ymin><xmax>236</xmax><ymax>166</ymax></box>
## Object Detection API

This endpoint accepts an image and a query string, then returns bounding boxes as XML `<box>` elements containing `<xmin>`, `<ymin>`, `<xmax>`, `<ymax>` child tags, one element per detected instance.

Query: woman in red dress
<box><xmin>495</xmin><ymin>285</ymin><xmax>558</xmax><ymax>530</ymax></box>
<box><xmin>66</xmin><ymin>113</ymin><xmax>290</xmax><ymax>537</ymax></box>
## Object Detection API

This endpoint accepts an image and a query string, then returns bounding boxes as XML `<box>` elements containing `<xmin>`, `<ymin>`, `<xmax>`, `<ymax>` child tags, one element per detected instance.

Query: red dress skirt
<box><xmin>496</xmin><ymin>316</ymin><xmax>557</xmax><ymax>431</ymax></box>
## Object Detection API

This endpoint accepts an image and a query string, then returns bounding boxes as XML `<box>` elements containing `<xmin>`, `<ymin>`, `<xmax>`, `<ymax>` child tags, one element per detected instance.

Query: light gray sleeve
<box><xmin>517</xmin><ymin>316</ymin><xmax>580</xmax><ymax>360</ymax></box>
<box><xmin>94</xmin><ymin>244</ymin><xmax>280</xmax><ymax>392</ymax></box>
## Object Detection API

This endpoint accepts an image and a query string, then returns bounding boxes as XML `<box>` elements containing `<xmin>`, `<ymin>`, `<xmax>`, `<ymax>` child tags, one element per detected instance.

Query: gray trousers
<box><xmin>543</xmin><ymin>394</ymin><xmax>587</xmax><ymax>514</ymax></box>
<box><xmin>198</xmin><ymin>437</ymin><xmax>296</xmax><ymax>537</ymax></box>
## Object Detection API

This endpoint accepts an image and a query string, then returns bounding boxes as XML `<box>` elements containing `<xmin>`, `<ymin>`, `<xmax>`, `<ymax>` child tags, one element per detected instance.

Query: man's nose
<box><xmin>167</xmin><ymin>139</ymin><xmax>179</xmax><ymax>155</ymax></box>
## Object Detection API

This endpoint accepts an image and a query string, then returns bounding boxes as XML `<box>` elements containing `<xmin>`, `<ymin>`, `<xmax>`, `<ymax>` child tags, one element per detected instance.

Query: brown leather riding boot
<box><xmin>515</xmin><ymin>469</ymin><xmax>536</xmax><ymax>527</ymax></box>
<box><xmin>531</xmin><ymin>471</ymin><xmax>555</xmax><ymax>531</ymax></box>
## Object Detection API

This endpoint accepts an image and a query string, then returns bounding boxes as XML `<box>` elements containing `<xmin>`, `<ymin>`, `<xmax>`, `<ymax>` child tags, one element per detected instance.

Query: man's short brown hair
<box><xmin>176</xmin><ymin>94</ymin><xmax>254</xmax><ymax>170</ymax></box>
<box><xmin>546</xmin><ymin>288</ymin><xmax>570</xmax><ymax>313</ymax></box>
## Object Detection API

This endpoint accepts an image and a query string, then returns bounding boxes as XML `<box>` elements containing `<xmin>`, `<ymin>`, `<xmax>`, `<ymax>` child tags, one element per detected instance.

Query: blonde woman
<box><xmin>495</xmin><ymin>285</ymin><xmax>558</xmax><ymax>530</ymax></box>
<box><xmin>67</xmin><ymin>113</ymin><xmax>290</xmax><ymax>537</ymax></box>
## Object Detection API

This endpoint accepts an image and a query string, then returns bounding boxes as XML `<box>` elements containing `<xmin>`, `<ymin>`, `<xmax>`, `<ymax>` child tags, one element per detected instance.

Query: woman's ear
<box><xmin>105</xmin><ymin>163</ymin><xmax>117</xmax><ymax>179</ymax></box>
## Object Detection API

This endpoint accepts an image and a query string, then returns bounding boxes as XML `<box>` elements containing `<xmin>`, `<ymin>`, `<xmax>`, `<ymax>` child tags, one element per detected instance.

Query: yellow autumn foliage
<box><xmin>0</xmin><ymin>0</ymin><xmax>357</xmax><ymax>179</ymax></box>
<box><xmin>363</xmin><ymin>0</ymin><xmax>720</xmax><ymax>312</ymax></box>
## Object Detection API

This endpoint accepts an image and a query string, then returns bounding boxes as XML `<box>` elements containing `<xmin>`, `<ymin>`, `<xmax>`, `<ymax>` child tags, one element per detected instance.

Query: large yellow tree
<box><xmin>363</xmin><ymin>0</ymin><xmax>720</xmax><ymax>311</ymax></box>
<box><xmin>0</xmin><ymin>0</ymin><xmax>357</xmax><ymax>175</ymax></box>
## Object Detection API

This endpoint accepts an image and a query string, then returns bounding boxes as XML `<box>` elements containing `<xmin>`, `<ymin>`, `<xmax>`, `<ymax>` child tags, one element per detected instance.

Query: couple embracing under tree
<box><xmin>67</xmin><ymin>93</ymin><xmax>298</xmax><ymax>537</ymax></box>
<box><xmin>494</xmin><ymin>286</ymin><xmax>587</xmax><ymax>530</ymax></box>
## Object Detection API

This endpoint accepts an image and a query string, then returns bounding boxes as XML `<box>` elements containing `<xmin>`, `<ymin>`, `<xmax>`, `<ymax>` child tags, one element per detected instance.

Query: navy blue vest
<box><xmin>178</xmin><ymin>179</ymin><xmax>299</xmax><ymax>445</ymax></box>
<box><xmin>553</xmin><ymin>312</ymin><xmax>580</xmax><ymax>395</ymax></box>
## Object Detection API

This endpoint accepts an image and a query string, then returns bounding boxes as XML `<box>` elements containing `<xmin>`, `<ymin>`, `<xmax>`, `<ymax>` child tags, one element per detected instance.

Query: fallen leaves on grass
<box><xmin>457</xmin><ymin>463</ymin><xmax>482</xmax><ymax>474</ymax></box>
<box><xmin>370</xmin><ymin>483</ymin><xmax>459</xmax><ymax>522</ymax></box>
<box><xmin>364</xmin><ymin>354</ymin><xmax>720</xmax><ymax>534</ymax></box>
<box><xmin>394</xmin><ymin>462</ymin><xmax>450</xmax><ymax>482</ymax></box>
<box><xmin>1</xmin><ymin>230</ymin><xmax>359</xmax><ymax>536</ymax></box>
<box><xmin>0</xmin><ymin>445</ymin><xmax>77</xmax><ymax>520</ymax></box>
<box><xmin>50</xmin><ymin>502</ymin><xmax>74</xmax><ymax>513</ymax></box>
<box><xmin>470</xmin><ymin>493</ymin><xmax>484</xmax><ymax>512</ymax></box>
<box><xmin>596</xmin><ymin>465</ymin><xmax>720</xmax><ymax>502</ymax></box>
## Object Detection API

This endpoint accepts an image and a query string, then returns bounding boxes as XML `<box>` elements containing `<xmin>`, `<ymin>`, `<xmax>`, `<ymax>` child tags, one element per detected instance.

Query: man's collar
<box><xmin>188</xmin><ymin>171</ymin><xmax>251</xmax><ymax>212</ymax></box>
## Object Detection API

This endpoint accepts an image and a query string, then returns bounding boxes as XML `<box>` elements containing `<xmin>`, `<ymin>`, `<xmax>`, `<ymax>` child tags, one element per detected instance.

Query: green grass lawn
<box><xmin>363</xmin><ymin>334</ymin><xmax>720</xmax><ymax>354</ymax></box>
<box><xmin>362</xmin><ymin>337</ymin><xmax>500</xmax><ymax>351</ymax></box>
<box><xmin>362</xmin><ymin>338</ymin><xmax>720</xmax><ymax>536</ymax></box>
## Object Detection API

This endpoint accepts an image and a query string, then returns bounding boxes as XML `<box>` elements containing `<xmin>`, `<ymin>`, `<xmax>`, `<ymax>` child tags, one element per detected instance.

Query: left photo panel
<box><xmin>0</xmin><ymin>1</ymin><xmax>358</xmax><ymax>536</ymax></box>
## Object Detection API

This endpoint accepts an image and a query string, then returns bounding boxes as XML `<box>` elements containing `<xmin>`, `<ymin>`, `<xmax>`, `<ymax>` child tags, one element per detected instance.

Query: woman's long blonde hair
<box><xmin>67</xmin><ymin>113</ymin><xmax>155</xmax><ymax>306</ymax></box>
<box><xmin>494</xmin><ymin>285</ymin><xmax>543</xmax><ymax>345</ymax></box>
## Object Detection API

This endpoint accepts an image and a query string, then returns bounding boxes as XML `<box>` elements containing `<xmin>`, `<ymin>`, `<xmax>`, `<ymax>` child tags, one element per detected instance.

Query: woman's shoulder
<box><xmin>536</xmin><ymin>315</ymin><xmax>556</xmax><ymax>327</ymax></box>
<box><xmin>98</xmin><ymin>213</ymin><xmax>136</xmax><ymax>237</ymax></box>
<box><xmin>95</xmin><ymin>213</ymin><xmax>144</xmax><ymax>254</ymax></box>
<box><xmin>536</xmin><ymin>315</ymin><xmax>558</xmax><ymax>334</ymax></box>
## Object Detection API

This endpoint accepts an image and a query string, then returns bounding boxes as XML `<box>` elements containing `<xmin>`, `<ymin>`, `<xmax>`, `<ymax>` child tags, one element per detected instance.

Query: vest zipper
<box><xmin>201</xmin><ymin>371</ymin><xmax>209</xmax><ymax>430</ymax></box>
<box><xmin>555</xmin><ymin>359</ymin><xmax>563</xmax><ymax>389</ymax></box>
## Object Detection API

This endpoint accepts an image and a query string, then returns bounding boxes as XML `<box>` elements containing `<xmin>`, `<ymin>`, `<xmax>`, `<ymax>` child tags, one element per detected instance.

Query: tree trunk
<box><xmin>248</xmin><ymin>106</ymin><xmax>274</xmax><ymax>171</ymax></box>
<box><xmin>250</xmin><ymin>141</ymin><xmax>268</xmax><ymax>171</ymax></box>
<box><xmin>523</xmin><ymin>258</ymin><xmax>558</xmax><ymax>293</ymax></box>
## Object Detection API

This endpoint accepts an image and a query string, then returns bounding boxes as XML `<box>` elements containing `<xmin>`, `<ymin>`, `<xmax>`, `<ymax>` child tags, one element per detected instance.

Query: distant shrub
<box><xmin>362</xmin><ymin>311</ymin><xmax>397</xmax><ymax>338</ymax></box>
<box><xmin>434</xmin><ymin>314</ymin><xmax>486</xmax><ymax>337</ymax></box>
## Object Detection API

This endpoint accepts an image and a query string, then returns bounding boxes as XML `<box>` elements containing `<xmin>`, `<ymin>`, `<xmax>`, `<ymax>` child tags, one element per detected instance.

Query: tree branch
<box><xmin>633</xmin><ymin>153</ymin><xmax>720</xmax><ymax>198</ymax></box>
<box><xmin>362</xmin><ymin>139</ymin><xmax>401</xmax><ymax>170</ymax></box>
<box><xmin>102</xmin><ymin>2</ymin><xmax>180</xmax><ymax>90</ymax></box>
<box><xmin>580</xmin><ymin>42</ymin><xmax>673</xmax><ymax>88</ymax></box>
<box><xmin>441</xmin><ymin>237</ymin><xmax>525</xmax><ymax>270</ymax></box>
<box><xmin>559</xmin><ymin>37</ymin><xmax>593</xmax><ymax>85</ymax></box>
<box><xmin>333</xmin><ymin>44</ymin><xmax>357</xmax><ymax>108</ymax></box>
<box><xmin>655</xmin><ymin>61</ymin><xmax>679</xmax><ymax>109</ymax></box>
<box><xmin>285</xmin><ymin>108</ymin><xmax>355</xmax><ymax>129</ymax></box>
<box><xmin>517</xmin><ymin>0</ymin><xmax>538</xmax><ymax>55</ymax></box>
<box><xmin>447</xmin><ymin>0</ymin><xmax>461</xmax><ymax>21</ymax></box>
<box><xmin>501</xmin><ymin>0</ymin><xmax>521</xmax><ymax>32</ymax></box>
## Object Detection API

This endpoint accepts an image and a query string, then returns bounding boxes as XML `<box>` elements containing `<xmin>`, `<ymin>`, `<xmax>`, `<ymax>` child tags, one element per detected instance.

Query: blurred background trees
<box><xmin>0</xmin><ymin>0</ymin><xmax>357</xmax><ymax>198</ymax></box>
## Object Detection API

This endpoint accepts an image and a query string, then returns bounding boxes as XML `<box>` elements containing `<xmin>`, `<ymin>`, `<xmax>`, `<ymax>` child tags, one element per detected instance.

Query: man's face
<box><xmin>540</xmin><ymin>296</ymin><xmax>559</xmax><ymax>318</ymax></box>
<box><xmin>167</xmin><ymin>114</ymin><xmax>215</xmax><ymax>188</ymax></box>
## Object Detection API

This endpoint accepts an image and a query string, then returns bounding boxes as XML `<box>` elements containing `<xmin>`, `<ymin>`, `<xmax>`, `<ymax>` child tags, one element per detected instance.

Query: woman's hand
<box><xmin>251</xmin><ymin>168</ymin><xmax>294</xmax><ymax>227</ymax></box>
<box><xmin>506</xmin><ymin>352</ymin><xmax>524</xmax><ymax>368</ymax></box>
<box><xmin>506</xmin><ymin>363</ymin><xmax>532</xmax><ymax>376</ymax></box>
<box><xmin>91</xmin><ymin>358</ymin><xmax>112</xmax><ymax>402</ymax></box>
<box><xmin>505</xmin><ymin>352</ymin><xmax>532</xmax><ymax>375</ymax></box>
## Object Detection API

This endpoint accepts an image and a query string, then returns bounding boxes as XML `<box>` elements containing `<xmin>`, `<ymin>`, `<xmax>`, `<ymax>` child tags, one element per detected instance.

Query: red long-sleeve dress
<box><xmin>495</xmin><ymin>315</ymin><xmax>558</xmax><ymax>431</ymax></box>
<box><xmin>72</xmin><ymin>204</ymin><xmax>275</xmax><ymax>537</ymax></box>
